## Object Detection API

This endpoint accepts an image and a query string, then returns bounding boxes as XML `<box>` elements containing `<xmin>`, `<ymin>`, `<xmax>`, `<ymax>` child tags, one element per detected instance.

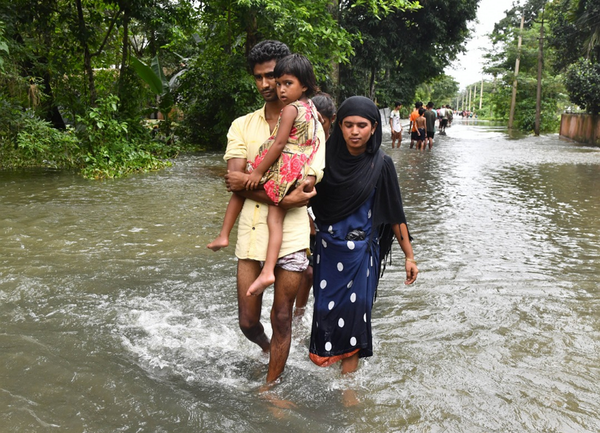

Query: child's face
<box><xmin>276</xmin><ymin>74</ymin><xmax>307</xmax><ymax>104</ymax></box>
<box><xmin>321</xmin><ymin>114</ymin><xmax>336</xmax><ymax>139</ymax></box>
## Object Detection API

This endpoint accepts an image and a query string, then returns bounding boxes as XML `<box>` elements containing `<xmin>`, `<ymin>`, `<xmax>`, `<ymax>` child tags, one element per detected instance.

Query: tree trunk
<box><xmin>75</xmin><ymin>0</ymin><xmax>97</xmax><ymax>105</ymax></box>
<box><xmin>120</xmin><ymin>12</ymin><xmax>129</xmax><ymax>75</ymax></box>
<box><xmin>509</xmin><ymin>14</ymin><xmax>525</xmax><ymax>129</ymax></box>
<box><xmin>368</xmin><ymin>65</ymin><xmax>376</xmax><ymax>100</ymax></box>
<box><xmin>329</xmin><ymin>0</ymin><xmax>340</xmax><ymax>102</ymax></box>
<box><xmin>534</xmin><ymin>6</ymin><xmax>546</xmax><ymax>136</ymax></box>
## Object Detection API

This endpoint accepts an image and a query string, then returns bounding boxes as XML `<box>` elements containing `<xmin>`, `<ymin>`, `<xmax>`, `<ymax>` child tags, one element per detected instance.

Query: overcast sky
<box><xmin>445</xmin><ymin>0</ymin><xmax>517</xmax><ymax>90</ymax></box>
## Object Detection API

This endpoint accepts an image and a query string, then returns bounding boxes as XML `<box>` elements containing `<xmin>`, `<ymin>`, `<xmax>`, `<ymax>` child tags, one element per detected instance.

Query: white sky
<box><xmin>445</xmin><ymin>0</ymin><xmax>517</xmax><ymax>90</ymax></box>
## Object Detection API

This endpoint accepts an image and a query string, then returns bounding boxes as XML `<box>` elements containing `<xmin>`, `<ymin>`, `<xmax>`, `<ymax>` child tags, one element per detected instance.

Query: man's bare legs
<box><xmin>247</xmin><ymin>205</ymin><xmax>286</xmax><ymax>296</ymax></box>
<box><xmin>293</xmin><ymin>265</ymin><xmax>312</xmax><ymax>319</ymax></box>
<box><xmin>266</xmin><ymin>265</ymin><xmax>302</xmax><ymax>383</ymax></box>
<box><xmin>238</xmin><ymin>258</ymin><xmax>303</xmax><ymax>384</ymax></box>
<box><xmin>237</xmin><ymin>259</ymin><xmax>270</xmax><ymax>353</ymax></box>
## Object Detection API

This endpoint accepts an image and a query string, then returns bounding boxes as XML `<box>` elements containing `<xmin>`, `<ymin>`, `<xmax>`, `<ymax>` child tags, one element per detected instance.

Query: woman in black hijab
<box><xmin>309</xmin><ymin>96</ymin><xmax>418</xmax><ymax>374</ymax></box>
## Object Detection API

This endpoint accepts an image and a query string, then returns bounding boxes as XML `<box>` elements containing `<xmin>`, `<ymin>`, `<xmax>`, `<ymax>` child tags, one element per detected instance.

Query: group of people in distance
<box><xmin>389</xmin><ymin>101</ymin><xmax>454</xmax><ymax>150</ymax></box>
<box><xmin>206</xmin><ymin>40</ymin><xmax>418</xmax><ymax>393</ymax></box>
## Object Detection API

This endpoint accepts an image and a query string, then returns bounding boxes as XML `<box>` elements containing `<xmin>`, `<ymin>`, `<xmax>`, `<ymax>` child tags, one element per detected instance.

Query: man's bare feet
<box><xmin>246</xmin><ymin>272</ymin><xmax>275</xmax><ymax>296</ymax></box>
<box><xmin>207</xmin><ymin>234</ymin><xmax>229</xmax><ymax>251</ymax></box>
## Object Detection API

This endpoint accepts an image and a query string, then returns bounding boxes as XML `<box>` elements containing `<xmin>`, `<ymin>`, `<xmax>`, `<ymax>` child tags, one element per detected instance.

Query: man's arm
<box><xmin>225</xmin><ymin>165</ymin><xmax>315</xmax><ymax>209</ymax></box>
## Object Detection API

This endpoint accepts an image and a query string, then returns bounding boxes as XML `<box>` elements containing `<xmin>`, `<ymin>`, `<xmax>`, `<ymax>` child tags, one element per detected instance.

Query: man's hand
<box><xmin>280</xmin><ymin>179</ymin><xmax>316</xmax><ymax>210</ymax></box>
<box><xmin>303</xmin><ymin>175</ymin><xmax>316</xmax><ymax>193</ymax></box>
<box><xmin>225</xmin><ymin>170</ymin><xmax>249</xmax><ymax>192</ymax></box>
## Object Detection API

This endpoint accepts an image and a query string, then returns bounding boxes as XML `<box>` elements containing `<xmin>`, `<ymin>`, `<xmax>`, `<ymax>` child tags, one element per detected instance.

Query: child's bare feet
<box><xmin>207</xmin><ymin>234</ymin><xmax>229</xmax><ymax>251</ymax></box>
<box><xmin>246</xmin><ymin>272</ymin><xmax>275</xmax><ymax>296</ymax></box>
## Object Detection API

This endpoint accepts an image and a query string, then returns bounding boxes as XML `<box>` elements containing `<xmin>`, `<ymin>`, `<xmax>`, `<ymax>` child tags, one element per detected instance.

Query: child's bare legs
<box><xmin>207</xmin><ymin>192</ymin><xmax>245</xmax><ymax>251</ymax></box>
<box><xmin>247</xmin><ymin>204</ymin><xmax>286</xmax><ymax>296</ymax></box>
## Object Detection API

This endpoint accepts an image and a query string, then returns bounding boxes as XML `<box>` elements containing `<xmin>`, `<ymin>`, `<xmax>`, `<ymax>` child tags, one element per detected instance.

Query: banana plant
<box><xmin>131</xmin><ymin>55</ymin><xmax>182</xmax><ymax>140</ymax></box>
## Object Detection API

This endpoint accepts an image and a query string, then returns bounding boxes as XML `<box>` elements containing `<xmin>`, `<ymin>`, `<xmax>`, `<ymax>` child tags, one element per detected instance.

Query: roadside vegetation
<box><xmin>455</xmin><ymin>0</ymin><xmax>599</xmax><ymax>133</ymax></box>
<box><xmin>4</xmin><ymin>0</ymin><xmax>597</xmax><ymax>177</ymax></box>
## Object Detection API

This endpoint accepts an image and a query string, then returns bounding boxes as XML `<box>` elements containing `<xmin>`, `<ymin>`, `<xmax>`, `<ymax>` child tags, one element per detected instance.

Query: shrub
<box><xmin>76</xmin><ymin>95</ymin><xmax>171</xmax><ymax>179</ymax></box>
<box><xmin>565</xmin><ymin>59</ymin><xmax>600</xmax><ymax>114</ymax></box>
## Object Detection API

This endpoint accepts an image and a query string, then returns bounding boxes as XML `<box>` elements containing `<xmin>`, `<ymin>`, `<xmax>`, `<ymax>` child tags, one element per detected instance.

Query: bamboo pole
<box><xmin>535</xmin><ymin>4</ymin><xmax>546</xmax><ymax>136</ymax></box>
<box><xmin>509</xmin><ymin>13</ymin><xmax>525</xmax><ymax>129</ymax></box>
<box><xmin>479</xmin><ymin>78</ymin><xmax>483</xmax><ymax>110</ymax></box>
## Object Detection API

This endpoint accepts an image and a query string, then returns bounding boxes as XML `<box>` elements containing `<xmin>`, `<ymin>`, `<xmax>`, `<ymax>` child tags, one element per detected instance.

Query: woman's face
<box><xmin>340</xmin><ymin>115</ymin><xmax>377</xmax><ymax>155</ymax></box>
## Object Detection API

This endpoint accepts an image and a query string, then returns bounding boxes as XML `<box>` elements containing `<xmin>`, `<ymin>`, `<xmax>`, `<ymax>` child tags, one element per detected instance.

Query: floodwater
<box><xmin>1</xmin><ymin>119</ymin><xmax>600</xmax><ymax>432</ymax></box>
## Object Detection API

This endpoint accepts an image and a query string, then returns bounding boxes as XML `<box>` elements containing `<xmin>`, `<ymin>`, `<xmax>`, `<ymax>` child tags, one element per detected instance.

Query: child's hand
<box><xmin>245</xmin><ymin>170</ymin><xmax>262</xmax><ymax>190</ymax></box>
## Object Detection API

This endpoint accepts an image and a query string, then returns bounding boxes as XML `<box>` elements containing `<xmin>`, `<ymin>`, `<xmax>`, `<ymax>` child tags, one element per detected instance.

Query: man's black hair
<box><xmin>273</xmin><ymin>54</ymin><xmax>318</xmax><ymax>98</ymax></box>
<box><xmin>426</xmin><ymin>101</ymin><xmax>434</xmax><ymax>108</ymax></box>
<box><xmin>394</xmin><ymin>101</ymin><xmax>402</xmax><ymax>107</ymax></box>
<box><xmin>415</xmin><ymin>101</ymin><xmax>423</xmax><ymax>109</ymax></box>
<box><xmin>247</xmin><ymin>40</ymin><xmax>291</xmax><ymax>73</ymax></box>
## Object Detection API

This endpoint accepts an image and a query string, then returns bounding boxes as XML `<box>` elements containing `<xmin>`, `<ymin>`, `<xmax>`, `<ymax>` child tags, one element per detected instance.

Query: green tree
<box><xmin>547</xmin><ymin>0</ymin><xmax>600</xmax><ymax>113</ymax></box>
<box><xmin>564</xmin><ymin>59</ymin><xmax>600</xmax><ymax>113</ymax></box>
<box><xmin>482</xmin><ymin>0</ymin><xmax>568</xmax><ymax>131</ymax></box>
<box><xmin>178</xmin><ymin>0</ymin><xmax>355</xmax><ymax>149</ymax></box>
<box><xmin>339</xmin><ymin>0</ymin><xmax>478</xmax><ymax>106</ymax></box>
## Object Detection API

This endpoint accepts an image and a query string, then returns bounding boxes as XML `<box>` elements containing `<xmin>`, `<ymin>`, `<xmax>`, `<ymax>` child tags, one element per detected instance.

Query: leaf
<box><xmin>151</xmin><ymin>55</ymin><xmax>168</xmax><ymax>93</ymax></box>
<box><xmin>131</xmin><ymin>56</ymin><xmax>163</xmax><ymax>95</ymax></box>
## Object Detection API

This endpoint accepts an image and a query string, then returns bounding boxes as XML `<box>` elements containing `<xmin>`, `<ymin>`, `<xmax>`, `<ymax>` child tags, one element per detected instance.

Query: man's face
<box><xmin>252</xmin><ymin>60</ymin><xmax>279</xmax><ymax>103</ymax></box>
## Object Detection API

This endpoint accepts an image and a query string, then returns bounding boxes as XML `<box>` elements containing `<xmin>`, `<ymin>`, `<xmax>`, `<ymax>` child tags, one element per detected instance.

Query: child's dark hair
<box><xmin>418</xmin><ymin>107</ymin><xmax>426</xmax><ymax>116</ymax></box>
<box><xmin>274</xmin><ymin>54</ymin><xmax>319</xmax><ymax>98</ymax></box>
<box><xmin>394</xmin><ymin>101</ymin><xmax>401</xmax><ymax>108</ymax></box>
<box><xmin>247</xmin><ymin>40</ymin><xmax>291</xmax><ymax>73</ymax></box>
<box><xmin>312</xmin><ymin>92</ymin><xmax>336</xmax><ymax>119</ymax></box>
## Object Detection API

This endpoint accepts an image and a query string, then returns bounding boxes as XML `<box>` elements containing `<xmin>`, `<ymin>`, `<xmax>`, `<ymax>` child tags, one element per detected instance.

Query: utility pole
<box><xmin>509</xmin><ymin>13</ymin><xmax>525</xmax><ymax>129</ymax></box>
<box><xmin>470</xmin><ymin>86</ymin><xmax>473</xmax><ymax>111</ymax></box>
<box><xmin>479</xmin><ymin>78</ymin><xmax>484</xmax><ymax>110</ymax></box>
<box><xmin>535</xmin><ymin>3</ymin><xmax>546</xmax><ymax>136</ymax></box>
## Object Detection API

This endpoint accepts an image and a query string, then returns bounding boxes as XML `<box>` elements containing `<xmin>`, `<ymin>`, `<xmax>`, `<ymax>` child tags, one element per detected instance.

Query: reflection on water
<box><xmin>1</xmin><ymin>119</ymin><xmax>600</xmax><ymax>432</ymax></box>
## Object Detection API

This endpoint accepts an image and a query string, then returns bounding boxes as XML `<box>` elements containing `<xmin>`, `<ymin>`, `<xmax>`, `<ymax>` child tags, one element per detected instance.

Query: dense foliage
<box><xmin>339</xmin><ymin>0</ymin><xmax>477</xmax><ymax>106</ymax></box>
<box><xmin>1</xmin><ymin>0</ymin><xmax>483</xmax><ymax>174</ymax></box>
<box><xmin>548</xmin><ymin>0</ymin><xmax>600</xmax><ymax>113</ymax></box>
<box><xmin>477</xmin><ymin>0</ymin><xmax>569</xmax><ymax>132</ymax></box>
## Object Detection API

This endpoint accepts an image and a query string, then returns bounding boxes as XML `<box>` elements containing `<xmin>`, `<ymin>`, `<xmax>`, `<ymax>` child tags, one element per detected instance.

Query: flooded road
<box><xmin>1</xmin><ymin>119</ymin><xmax>600</xmax><ymax>432</ymax></box>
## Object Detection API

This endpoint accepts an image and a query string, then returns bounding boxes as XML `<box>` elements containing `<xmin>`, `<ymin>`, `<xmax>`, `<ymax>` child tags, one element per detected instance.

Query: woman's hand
<box><xmin>404</xmin><ymin>260</ymin><xmax>418</xmax><ymax>285</ymax></box>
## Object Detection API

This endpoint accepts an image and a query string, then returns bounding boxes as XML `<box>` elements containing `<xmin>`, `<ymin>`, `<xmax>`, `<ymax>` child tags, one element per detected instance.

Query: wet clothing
<box><xmin>249</xmin><ymin>100</ymin><xmax>321</xmax><ymax>205</ymax></box>
<box><xmin>409</xmin><ymin>109</ymin><xmax>420</xmax><ymax>132</ymax></box>
<box><xmin>389</xmin><ymin>109</ymin><xmax>402</xmax><ymax>133</ymax></box>
<box><xmin>309</xmin><ymin>96</ymin><xmax>409</xmax><ymax>365</ymax></box>
<box><xmin>310</xmin><ymin>192</ymin><xmax>379</xmax><ymax>364</ymax></box>
<box><xmin>424</xmin><ymin>109</ymin><xmax>437</xmax><ymax>133</ymax></box>
<box><xmin>224</xmin><ymin>104</ymin><xmax>326</xmax><ymax>261</ymax></box>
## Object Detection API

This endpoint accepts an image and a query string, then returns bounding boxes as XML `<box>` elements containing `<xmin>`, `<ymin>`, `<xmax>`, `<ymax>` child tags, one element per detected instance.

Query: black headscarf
<box><xmin>311</xmin><ymin>96</ymin><xmax>409</xmax><ymax>271</ymax></box>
